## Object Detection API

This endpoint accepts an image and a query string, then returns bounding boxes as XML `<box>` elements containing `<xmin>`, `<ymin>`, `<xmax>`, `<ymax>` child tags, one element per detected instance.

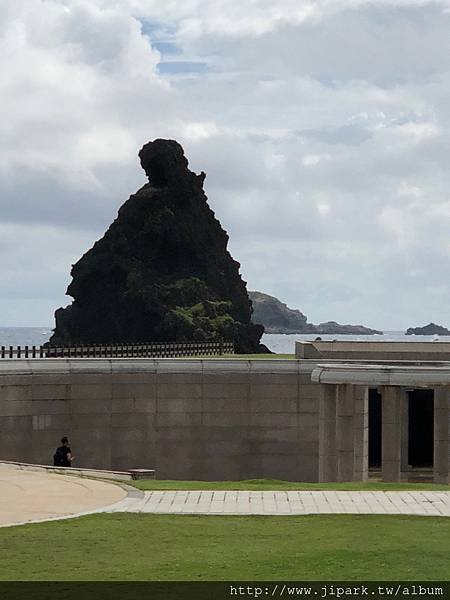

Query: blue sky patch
<box><xmin>157</xmin><ymin>61</ymin><xmax>208</xmax><ymax>75</ymax></box>
<box><xmin>152</xmin><ymin>41</ymin><xmax>181</xmax><ymax>56</ymax></box>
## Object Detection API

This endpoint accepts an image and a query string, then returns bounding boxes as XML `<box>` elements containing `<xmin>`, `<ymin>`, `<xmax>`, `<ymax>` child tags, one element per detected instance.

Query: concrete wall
<box><xmin>296</xmin><ymin>340</ymin><xmax>450</xmax><ymax>361</ymax></box>
<box><xmin>0</xmin><ymin>359</ymin><xmax>320</xmax><ymax>481</ymax></box>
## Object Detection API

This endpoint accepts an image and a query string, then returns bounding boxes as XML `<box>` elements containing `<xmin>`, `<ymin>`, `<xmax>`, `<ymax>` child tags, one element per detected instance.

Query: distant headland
<box><xmin>249</xmin><ymin>291</ymin><xmax>382</xmax><ymax>335</ymax></box>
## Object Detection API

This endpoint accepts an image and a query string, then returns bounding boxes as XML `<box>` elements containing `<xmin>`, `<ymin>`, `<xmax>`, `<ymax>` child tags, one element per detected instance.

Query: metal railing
<box><xmin>0</xmin><ymin>341</ymin><xmax>234</xmax><ymax>359</ymax></box>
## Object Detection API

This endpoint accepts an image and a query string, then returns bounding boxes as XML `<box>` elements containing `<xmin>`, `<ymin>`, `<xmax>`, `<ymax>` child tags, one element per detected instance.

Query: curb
<box><xmin>0</xmin><ymin>476</ymin><xmax>145</xmax><ymax>529</ymax></box>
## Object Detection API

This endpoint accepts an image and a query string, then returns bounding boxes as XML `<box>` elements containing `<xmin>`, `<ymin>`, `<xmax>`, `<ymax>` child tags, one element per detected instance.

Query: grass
<box><xmin>226</xmin><ymin>353</ymin><xmax>295</xmax><ymax>359</ymax></box>
<box><xmin>197</xmin><ymin>353</ymin><xmax>295</xmax><ymax>359</ymax></box>
<box><xmin>131</xmin><ymin>477</ymin><xmax>450</xmax><ymax>491</ymax></box>
<box><xmin>1</xmin><ymin>513</ymin><xmax>449</xmax><ymax>580</ymax></box>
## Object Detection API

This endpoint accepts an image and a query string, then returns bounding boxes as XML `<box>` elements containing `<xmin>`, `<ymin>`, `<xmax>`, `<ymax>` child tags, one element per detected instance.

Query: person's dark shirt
<box><xmin>56</xmin><ymin>445</ymin><xmax>71</xmax><ymax>467</ymax></box>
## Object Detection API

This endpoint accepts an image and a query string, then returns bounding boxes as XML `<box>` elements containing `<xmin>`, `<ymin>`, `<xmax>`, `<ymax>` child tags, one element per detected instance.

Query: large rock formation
<box><xmin>50</xmin><ymin>139</ymin><xmax>264</xmax><ymax>353</ymax></box>
<box><xmin>249</xmin><ymin>291</ymin><xmax>382</xmax><ymax>335</ymax></box>
<box><xmin>406</xmin><ymin>323</ymin><xmax>450</xmax><ymax>336</ymax></box>
<box><xmin>249</xmin><ymin>291</ymin><xmax>316</xmax><ymax>334</ymax></box>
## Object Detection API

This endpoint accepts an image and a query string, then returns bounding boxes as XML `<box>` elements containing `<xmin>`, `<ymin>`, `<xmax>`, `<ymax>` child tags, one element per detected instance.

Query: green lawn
<box><xmin>1</xmin><ymin>513</ymin><xmax>449</xmax><ymax>580</ymax></box>
<box><xmin>200</xmin><ymin>353</ymin><xmax>295</xmax><ymax>359</ymax></box>
<box><xmin>131</xmin><ymin>478</ymin><xmax>450</xmax><ymax>491</ymax></box>
<box><xmin>226</xmin><ymin>353</ymin><xmax>295</xmax><ymax>359</ymax></box>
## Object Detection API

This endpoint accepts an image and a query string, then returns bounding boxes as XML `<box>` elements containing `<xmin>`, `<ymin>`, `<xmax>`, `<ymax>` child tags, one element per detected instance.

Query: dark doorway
<box><xmin>369</xmin><ymin>388</ymin><xmax>382</xmax><ymax>468</ymax></box>
<box><xmin>408</xmin><ymin>389</ymin><xmax>434</xmax><ymax>467</ymax></box>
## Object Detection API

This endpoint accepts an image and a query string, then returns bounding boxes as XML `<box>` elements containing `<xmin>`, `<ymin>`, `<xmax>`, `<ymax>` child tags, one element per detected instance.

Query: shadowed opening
<box><xmin>408</xmin><ymin>389</ymin><xmax>434</xmax><ymax>468</ymax></box>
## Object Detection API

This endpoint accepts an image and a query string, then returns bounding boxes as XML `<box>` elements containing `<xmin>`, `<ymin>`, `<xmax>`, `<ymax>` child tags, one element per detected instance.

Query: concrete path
<box><xmin>2</xmin><ymin>464</ymin><xmax>450</xmax><ymax>526</ymax></box>
<box><xmin>107</xmin><ymin>490</ymin><xmax>450</xmax><ymax>517</ymax></box>
<box><xmin>0</xmin><ymin>465</ymin><xmax>127</xmax><ymax>527</ymax></box>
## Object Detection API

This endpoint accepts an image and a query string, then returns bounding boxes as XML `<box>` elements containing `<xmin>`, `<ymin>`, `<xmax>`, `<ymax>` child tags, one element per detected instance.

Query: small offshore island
<box><xmin>406</xmin><ymin>323</ymin><xmax>450</xmax><ymax>336</ymax></box>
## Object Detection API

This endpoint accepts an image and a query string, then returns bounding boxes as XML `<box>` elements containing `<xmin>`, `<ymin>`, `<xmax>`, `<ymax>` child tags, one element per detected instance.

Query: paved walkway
<box><xmin>2</xmin><ymin>464</ymin><xmax>450</xmax><ymax>526</ymax></box>
<box><xmin>108</xmin><ymin>489</ymin><xmax>450</xmax><ymax>517</ymax></box>
<box><xmin>0</xmin><ymin>465</ymin><xmax>127</xmax><ymax>527</ymax></box>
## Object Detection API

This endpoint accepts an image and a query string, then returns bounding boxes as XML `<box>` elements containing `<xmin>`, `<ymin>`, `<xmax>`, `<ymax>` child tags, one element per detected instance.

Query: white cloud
<box><xmin>397</xmin><ymin>181</ymin><xmax>422</xmax><ymax>197</ymax></box>
<box><xmin>180</xmin><ymin>121</ymin><xmax>220</xmax><ymax>141</ymax></box>
<box><xmin>317</xmin><ymin>203</ymin><xmax>331</xmax><ymax>216</ymax></box>
<box><xmin>0</xmin><ymin>0</ymin><xmax>450</xmax><ymax>330</ymax></box>
<box><xmin>302</xmin><ymin>154</ymin><xmax>331</xmax><ymax>166</ymax></box>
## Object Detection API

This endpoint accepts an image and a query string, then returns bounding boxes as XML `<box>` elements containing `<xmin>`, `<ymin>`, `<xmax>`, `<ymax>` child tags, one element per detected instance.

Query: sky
<box><xmin>1</xmin><ymin>0</ymin><xmax>449</xmax><ymax>330</ymax></box>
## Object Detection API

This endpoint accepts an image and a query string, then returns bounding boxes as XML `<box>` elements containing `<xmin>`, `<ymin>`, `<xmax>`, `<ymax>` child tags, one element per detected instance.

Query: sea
<box><xmin>0</xmin><ymin>327</ymin><xmax>448</xmax><ymax>354</ymax></box>
<box><xmin>261</xmin><ymin>332</ymin><xmax>450</xmax><ymax>354</ymax></box>
<box><xmin>0</xmin><ymin>327</ymin><xmax>53</xmax><ymax>347</ymax></box>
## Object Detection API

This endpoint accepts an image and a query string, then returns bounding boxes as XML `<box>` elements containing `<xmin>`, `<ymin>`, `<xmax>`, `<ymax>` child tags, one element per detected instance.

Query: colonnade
<box><xmin>318</xmin><ymin>383</ymin><xmax>450</xmax><ymax>484</ymax></box>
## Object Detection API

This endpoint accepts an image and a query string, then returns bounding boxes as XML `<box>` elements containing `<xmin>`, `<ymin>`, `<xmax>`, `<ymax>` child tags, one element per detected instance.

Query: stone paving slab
<box><xmin>107</xmin><ymin>490</ymin><xmax>450</xmax><ymax>517</ymax></box>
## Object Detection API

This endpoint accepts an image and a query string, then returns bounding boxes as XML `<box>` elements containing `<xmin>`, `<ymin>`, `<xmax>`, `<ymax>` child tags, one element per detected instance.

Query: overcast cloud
<box><xmin>1</xmin><ymin>0</ymin><xmax>449</xmax><ymax>329</ymax></box>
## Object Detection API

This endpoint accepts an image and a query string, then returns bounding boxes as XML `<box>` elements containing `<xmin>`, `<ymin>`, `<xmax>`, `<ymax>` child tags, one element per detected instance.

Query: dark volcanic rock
<box><xmin>50</xmin><ymin>139</ymin><xmax>264</xmax><ymax>353</ymax></box>
<box><xmin>249</xmin><ymin>291</ymin><xmax>316</xmax><ymax>334</ymax></box>
<box><xmin>249</xmin><ymin>291</ymin><xmax>382</xmax><ymax>335</ymax></box>
<box><xmin>406</xmin><ymin>323</ymin><xmax>450</xmax><ymax>336</ymax></box>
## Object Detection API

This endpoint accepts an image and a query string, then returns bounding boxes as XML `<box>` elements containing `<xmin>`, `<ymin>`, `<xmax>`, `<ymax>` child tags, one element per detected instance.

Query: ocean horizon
<box><xmin>0</xmin><ymin>327</ymin><xmax>449</xmax><ymax>354</ymax></box>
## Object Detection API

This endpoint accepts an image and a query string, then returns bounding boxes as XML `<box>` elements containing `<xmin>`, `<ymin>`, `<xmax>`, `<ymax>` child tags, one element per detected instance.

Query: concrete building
<box><xmin>0</xmin><ymin>340</ymin><xmax>449</xmax><ymax>483</ymax></box>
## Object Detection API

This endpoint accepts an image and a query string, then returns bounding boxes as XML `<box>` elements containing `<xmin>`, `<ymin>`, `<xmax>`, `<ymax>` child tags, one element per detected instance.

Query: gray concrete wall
<box><xmin>0</xmin><ymin>359</ymin><xmax>320</xmax><ymax>481</ymax></box>
<box><xmin>296</xmin><ymin>340</ymin><xmax>450</xmax><ymax>361</ymax></box>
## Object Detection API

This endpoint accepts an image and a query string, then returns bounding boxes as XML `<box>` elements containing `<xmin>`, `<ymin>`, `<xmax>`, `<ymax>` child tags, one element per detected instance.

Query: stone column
<box><xmin>318</xmin><ymin>384</ymin><xmax>337</xmax><ymax>482</ymax></box>
<box><xmin>401</xmin><ymin>393</ymin><xmax>410</xmax><ymax>471</ymax></box>
<box><xmin>353</xmin><ymin>385</ymin><xmax>369</xmax><ymax>481</ymax></box>
<box><xmin>433</xmin><ymin>386</ymin><xmax>450</xmax><ymax>484</ymax></box>
<box><xmin>336</xmin><ymin>384</ymin><xmax>355</xmax><ymax>482</ymax></box>
<box><xmin>381</xmin><ymin>386</ymin><xmax>403</xmax><ymax>482</ymax></box>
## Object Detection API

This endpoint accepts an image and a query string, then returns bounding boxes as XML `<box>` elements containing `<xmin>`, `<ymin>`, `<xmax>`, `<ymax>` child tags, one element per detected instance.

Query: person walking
<box><xmin>53</xmin><ymin>436</ymin><xmax>74</xmax><ymax>467</ymax></box>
